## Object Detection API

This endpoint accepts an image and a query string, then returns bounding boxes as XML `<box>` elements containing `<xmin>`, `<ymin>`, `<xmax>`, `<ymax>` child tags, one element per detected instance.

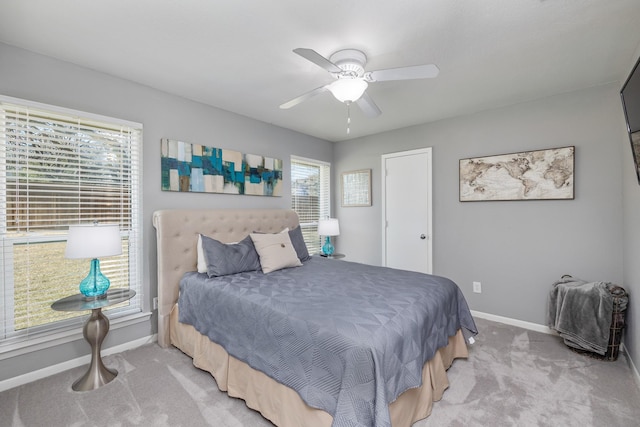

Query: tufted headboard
<box><xmin>152</xmin><ymin>209</ymin><xmax>300</xmax><ymax>347</ymax></box>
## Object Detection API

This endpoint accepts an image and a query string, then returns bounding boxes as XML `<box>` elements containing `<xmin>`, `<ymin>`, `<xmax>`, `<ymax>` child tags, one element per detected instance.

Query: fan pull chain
<box><xmin>346</xmin><ymin>102</ymin><xmax>351</xmax><ymax>135</ymax></box>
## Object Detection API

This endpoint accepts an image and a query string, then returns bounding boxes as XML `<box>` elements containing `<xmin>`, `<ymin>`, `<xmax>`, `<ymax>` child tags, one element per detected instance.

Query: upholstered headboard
<box><xmin>152</xmin><ymin>209</ymin><xmax>300</xmax><ymax>347</ymax></box>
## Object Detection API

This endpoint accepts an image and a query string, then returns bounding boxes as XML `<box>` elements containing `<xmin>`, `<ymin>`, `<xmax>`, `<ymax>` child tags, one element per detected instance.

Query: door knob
<box><xmin>420</xmin><ymin>234</ymin><xmax>426</xmax><ymax>240</ymax></box>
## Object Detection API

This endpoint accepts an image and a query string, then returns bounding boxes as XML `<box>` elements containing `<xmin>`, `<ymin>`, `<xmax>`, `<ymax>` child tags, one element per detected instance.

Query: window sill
<box><xmin>0</xmin><ymin>311</ymin><xmax>152</xmax><ymax>361</ymax></box>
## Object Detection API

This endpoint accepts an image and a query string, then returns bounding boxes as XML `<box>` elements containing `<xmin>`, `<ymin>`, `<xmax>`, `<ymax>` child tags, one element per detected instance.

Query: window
<box><xmin>291</xmin><ymin>156</ymin><xmax>330</xmax><ymax>254</ymax></box>
<box><xmin>0</xmin><ymin>95</ymin><xmax>142</xmax><ymax>349</ymax></box>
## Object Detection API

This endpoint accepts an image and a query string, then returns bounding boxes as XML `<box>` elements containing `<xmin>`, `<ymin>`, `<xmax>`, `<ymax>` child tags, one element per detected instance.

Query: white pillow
<box><xmin>250</xmin><ymin>232</ymin><xmax>302</xmax><ymax>274</ymax></box>
<box><xmin>197</xmin><ymin>234</ymin><xmax>207</xmax><ymax>273</ymax></box>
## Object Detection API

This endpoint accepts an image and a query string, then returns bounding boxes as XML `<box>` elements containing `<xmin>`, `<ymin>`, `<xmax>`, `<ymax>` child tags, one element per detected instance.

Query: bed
<box><xmin>153</xmin><ymin>208</ymin><xmax>477</xmax><ymax>427</ymax></box>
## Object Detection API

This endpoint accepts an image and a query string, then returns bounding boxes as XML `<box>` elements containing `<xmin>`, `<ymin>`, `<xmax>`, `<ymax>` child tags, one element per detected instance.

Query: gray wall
<box><xmin>622</xmin><ymin>46</ymin><xmax>640</xmax><ymax>374</ymax></box>
<box><xmin>334</xmin><ymin>83</ymin><xmax>629</xmax><ymax>344</ymax></box>
<box><xmin>0</xmin><ymin>43</ymin><xmax>333</xmax><ymax>381</ymax></box>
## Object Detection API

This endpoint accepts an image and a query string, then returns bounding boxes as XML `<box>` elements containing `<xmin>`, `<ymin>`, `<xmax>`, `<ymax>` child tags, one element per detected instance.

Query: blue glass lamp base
<box><xmin>79</xmin><ymin>258</ymin><xmax>111</xmax><ymax>298</ymax></box>
<box><xmin>322</xmin><ymin>236</ymin><xmax>335</xmax><ymax>256</ymax></box>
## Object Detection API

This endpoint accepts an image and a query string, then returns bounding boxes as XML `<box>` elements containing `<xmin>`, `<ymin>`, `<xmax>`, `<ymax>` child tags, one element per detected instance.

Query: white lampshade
<box><xmin>318</xmin><ymin>218</ymin><xmax>340</xmax><ymax>237</ymax></box>
<box><xmin>65</xmin><ymin>223</ymin><xmax>122</xmax><ymax>259</ymax></box>
<box><xmin>328</xmin><ymin>79</ymin><xmax>368</xmax><ymax>103</ymax></box>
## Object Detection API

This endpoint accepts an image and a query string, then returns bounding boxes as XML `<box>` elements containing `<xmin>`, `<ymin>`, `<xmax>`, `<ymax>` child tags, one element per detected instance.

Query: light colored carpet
<box><xmin>1</xmin><ymin>318</ymin><xmax>639</xmax><ymax>426</ymax></box>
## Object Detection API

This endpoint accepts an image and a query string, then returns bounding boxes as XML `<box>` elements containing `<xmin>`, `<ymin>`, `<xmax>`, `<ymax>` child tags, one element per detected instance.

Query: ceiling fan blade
<box><xmin>279</xmin><ymin>86</ymin><xmax>329</xmax><ymax>109</ymax></box>
<box><xmin>367</xmin><ymin>64</ymin><xmax>439</xmax><ymax>82</ymax></box>
<box><xmin>293</xmin><ymin>48</ymin><xmax>343</xmax><ymax>73</ymax></box>
<box><xmin>356</xmin><ymin>91</ymin><xmax>382</xmax><ymax>117</ymax></box>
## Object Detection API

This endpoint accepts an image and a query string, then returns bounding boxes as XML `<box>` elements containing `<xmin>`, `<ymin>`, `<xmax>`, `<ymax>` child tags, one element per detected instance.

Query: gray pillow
<box><xmin>288</xmin><ymin>226</ymin><xmax>311</xmax><ymax>262</ymax></box>
<box><xmin>201</xmin><ymin>234</ymin><xmax>261</xmax><ymax>277</ymax></box>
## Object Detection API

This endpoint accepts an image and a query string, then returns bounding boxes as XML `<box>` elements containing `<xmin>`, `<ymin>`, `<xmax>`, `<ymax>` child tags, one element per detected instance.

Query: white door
<box><xmin>381</xmin><ymin>148</ymin><xmax>432</xmax><ymax>274</ymax></box>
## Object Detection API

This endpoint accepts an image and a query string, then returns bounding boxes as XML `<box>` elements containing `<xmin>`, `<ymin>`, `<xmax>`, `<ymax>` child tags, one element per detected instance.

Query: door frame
<box><xmin>381</xmin><ymin>147</ymin><xmax>433</xmax><ymax>273</ymax></box>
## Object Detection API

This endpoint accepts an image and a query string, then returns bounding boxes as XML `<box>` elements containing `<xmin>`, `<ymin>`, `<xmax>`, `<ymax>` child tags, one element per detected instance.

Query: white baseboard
<box><xmin>470</xmin><ymin>310</ymin><xmax>556</xmax><ymax>335</ymax></box>
<box><xmin>0</xmin><ymin>334</ymin><xmax>157</xmax><ymax>393</ymax></box>
<box><xmin>625</xmin><ymin>343</ymin><xmax>640</xmax><ymax>390</ymax></box>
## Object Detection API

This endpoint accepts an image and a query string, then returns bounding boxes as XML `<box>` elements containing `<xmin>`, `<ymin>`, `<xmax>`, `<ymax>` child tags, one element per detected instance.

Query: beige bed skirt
<box><xmin>170</xmin><ymin>305</ymin><xmax>468</xmax><ymax>427</ymax></box>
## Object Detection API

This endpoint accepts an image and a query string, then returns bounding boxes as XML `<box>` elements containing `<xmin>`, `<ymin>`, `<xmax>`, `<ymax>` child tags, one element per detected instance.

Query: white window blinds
<box><xmin>0</xmin><ymin>96</ymin><xmax>142</xmax><ymax>346</ymax></box>
<box><xmin>291</xmin><ymin>156</ymin><xmax>330</xmax><ymax>254</ymax></box>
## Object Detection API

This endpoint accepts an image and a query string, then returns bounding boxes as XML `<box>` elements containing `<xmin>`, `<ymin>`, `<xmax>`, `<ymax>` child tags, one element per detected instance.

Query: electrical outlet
<box><xmin>473</xmin><ymin>281</ymin><xmax>482</xmax><ymax>293</ymax></box>
<box><xmin>153</xmin><ymin>297</ymin><xmax>158</xmax><ymax>310</ymax></box>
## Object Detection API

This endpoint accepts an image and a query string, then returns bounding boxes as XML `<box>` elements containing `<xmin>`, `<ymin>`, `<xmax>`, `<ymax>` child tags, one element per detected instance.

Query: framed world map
<box><xmin>459</xmin><ymin>146</ymin><xmax>574</xmax><ymax>201</ymax></box>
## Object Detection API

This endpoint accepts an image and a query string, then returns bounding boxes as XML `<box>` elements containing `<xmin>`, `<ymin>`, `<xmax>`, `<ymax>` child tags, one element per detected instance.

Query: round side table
<box><xmin>51</xmin><ymin>288</ymin><xmax>136</xmax><ymax>392</ymax></box>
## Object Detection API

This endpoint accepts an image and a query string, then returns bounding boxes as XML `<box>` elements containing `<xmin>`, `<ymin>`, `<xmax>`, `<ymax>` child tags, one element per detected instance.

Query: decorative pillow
<box><xmin>197</xmin><ymin>234</ymin><xmax>241</xmax><ymax>273</ymax></box>
<box><xmin>252</xmin><ymin>227</ymin><xmax>310</xmax><ymax>262</ymax></box>
<box><xmin>197</xmin><ymin>234</ymin><xmax>208</xmax><ymax>273</ymax></box>
<box><xmin>250</xmin><ymin>232</ymin><xmax>302</xmax><ymax>274</ymax></box>
<box><xmin>288</xmin><ymin>226</ymin><xmax>311</xmax><ymax>262</ymax></box>
<box><xmin>201</xmin><ymin>234</ymin><xmax>261</xmax><ymax>277</ymax></box>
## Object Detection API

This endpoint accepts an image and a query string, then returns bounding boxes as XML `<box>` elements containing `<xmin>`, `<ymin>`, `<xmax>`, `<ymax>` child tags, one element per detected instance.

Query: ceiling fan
<box><xmin>279</xmin><ymin>48</ymin><xmax>440</xmax><ymax>117</ymax></box>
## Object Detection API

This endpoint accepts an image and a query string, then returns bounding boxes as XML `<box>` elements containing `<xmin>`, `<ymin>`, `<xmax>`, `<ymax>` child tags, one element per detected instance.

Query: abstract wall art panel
<box><xmin>161</xmin><ymin>139</ymin><xmax>282</xmax><ymax>196</ymax></box>
<box><xmin>459</xmin><ymin>146</ymin><xmax>574</xmax><ymax>201</ymax></box>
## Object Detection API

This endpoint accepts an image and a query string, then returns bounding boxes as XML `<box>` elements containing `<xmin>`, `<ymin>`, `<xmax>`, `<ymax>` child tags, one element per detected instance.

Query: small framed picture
<box><xmin>341</xmin><ymin>169</ymin><xmax>372</xmax><ymax>207</ymax></box>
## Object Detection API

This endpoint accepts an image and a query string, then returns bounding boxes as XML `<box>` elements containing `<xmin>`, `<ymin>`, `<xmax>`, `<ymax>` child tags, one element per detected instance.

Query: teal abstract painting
<box><xmin>161</xmin><ymin>139</ymin><xmax>282</xmax><ymax>196</ymax></box>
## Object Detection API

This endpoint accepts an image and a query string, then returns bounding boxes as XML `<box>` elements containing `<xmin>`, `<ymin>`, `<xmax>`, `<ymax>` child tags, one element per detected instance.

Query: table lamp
<box><xmin>65</xmin><ymin>223</ymin><xmax>122</xmax><ymax>299</ymax></box>
<box><xmin>318</xmin><ymin>218</ymin><xmax>340</xmax><ymax>256</ymax></box>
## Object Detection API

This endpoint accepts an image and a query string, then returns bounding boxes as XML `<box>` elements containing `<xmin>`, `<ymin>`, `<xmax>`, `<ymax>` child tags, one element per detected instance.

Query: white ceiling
<box><xmin>1</xmin><ymin>0</ymin><xmax>640</xmax><ymax>142</ymax></box>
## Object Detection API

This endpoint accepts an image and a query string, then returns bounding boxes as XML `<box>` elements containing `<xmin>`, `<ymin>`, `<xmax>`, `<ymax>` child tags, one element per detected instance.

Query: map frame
<box><xmin>459</xmin><ymin>146</ymin><xmax>575</xmax><ymax>202</ymax></box>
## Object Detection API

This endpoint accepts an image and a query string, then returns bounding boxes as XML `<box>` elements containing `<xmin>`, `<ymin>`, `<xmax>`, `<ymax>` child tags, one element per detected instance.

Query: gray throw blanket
<box><xmin>547</xmin><ymin>276</ymin><xmax>613</xmax><ymax>355</ymax></box>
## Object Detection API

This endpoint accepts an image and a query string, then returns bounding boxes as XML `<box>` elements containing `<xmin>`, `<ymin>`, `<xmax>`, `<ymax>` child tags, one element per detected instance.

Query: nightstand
<box><xmin>51</xmin><ymin>288</ymin><xmax>136</xmax><ymax>391</ymax></box>
<box><xmin>320</xmin><ymin>253</ymin><xmax>345</xmax><ymax>259</ymax></box>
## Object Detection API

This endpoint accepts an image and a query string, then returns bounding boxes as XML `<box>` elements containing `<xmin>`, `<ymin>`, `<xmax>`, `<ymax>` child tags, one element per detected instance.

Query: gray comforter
<box><xmin>178</xmin><ymin>256</ymin><xmax>477</xmax><ymax>427</ymax></box>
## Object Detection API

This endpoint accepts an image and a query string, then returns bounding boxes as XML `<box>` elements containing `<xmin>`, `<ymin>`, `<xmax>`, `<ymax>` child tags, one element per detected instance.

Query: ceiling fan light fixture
<box><xmin>328</xmin><ymin>79</ymin><xmax>368</xmax><ymax>103</ymax></box>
